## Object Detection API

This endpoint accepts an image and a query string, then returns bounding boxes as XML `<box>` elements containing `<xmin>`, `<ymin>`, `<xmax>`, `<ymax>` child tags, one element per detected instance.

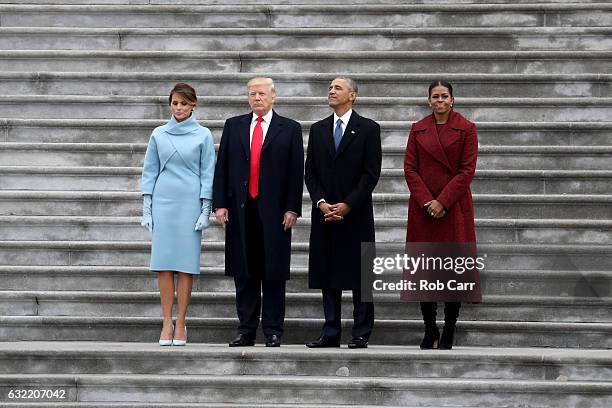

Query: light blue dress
<box><xmin>141</xmin><ymin>115</ymin><xmax>215</xmax><ymax>274</ymax></box>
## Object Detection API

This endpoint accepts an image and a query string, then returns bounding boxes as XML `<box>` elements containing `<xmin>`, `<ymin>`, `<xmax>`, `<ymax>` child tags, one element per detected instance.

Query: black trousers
<box><xmin>321</xmin><ymin>288</ymin><xmax>374</xmax><ymax>340</ymax></box>
<box><xmin>234</xmin><ymin>197</ymin><xmax>286</xmax><ymax>339</ymax></box>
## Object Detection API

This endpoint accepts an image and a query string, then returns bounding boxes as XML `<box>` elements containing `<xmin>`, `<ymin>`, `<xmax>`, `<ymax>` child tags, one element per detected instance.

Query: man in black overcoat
<box><xmin>212</xmin><ymin>77</ymin><xmax>304</xmax><ymax>347</ymax></box>
<box><xmin>304</xmin><ymin>77</ymin><xmax>382</xmax><ymax>348</ymax></box>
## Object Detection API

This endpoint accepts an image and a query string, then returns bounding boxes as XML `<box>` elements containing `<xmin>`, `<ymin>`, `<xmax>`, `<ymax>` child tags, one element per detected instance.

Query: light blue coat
<box><xmin>141</xmin><ymin>115</ymin><xmax>215</xmax><ymax>274</ymax></box>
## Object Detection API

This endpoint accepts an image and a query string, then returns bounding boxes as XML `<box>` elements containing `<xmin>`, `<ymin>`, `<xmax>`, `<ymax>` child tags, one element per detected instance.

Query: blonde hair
<box><xmin>247</xmin><ymin>77</ymin><xmax>276</xmax><ymax>94</ymax></box>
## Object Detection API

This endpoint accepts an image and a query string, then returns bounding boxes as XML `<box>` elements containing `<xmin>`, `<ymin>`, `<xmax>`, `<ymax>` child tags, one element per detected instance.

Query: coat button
<box><xmin>241</xmin><ymin>203</ymin><xmax>245</xmax><ymax>208</ymax></box>
<box><xmin>244</xmin><ymin>181</ymin><xmax>248</xmax><ymax>186</ymax></box>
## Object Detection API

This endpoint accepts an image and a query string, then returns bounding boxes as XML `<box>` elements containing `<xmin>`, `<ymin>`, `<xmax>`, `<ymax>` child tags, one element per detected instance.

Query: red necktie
<box><xmin>249</xmin><ymin>116</ymin><xmax>264</xmax><ymax>198</ymax></box>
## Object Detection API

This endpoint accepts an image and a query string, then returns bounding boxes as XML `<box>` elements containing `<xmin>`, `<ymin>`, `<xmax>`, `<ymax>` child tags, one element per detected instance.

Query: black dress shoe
<box><xmin>305</xmin><ymin>336</ymin><xmax>340</xmax><ymax>348</ymax></box>
<box><xmin>265</xmin><ymin>334</ymin><xmax>281</xmax><ymax>347</ymax></box>
<box><xmin>229</xmin><ymin>333</ymin><xmax>255</xmax><ymax>347</ymax></box>
<box><xmin>348</xmin><ymin>337</ymin><xmax>368</xmax><ymax>349</ymax></box>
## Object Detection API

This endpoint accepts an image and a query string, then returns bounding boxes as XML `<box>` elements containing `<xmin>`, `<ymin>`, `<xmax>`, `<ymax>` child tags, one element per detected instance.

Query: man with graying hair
<box><xmin>305</xmin><ymin>77</ymin><xmax>382</xmax><ymax>349</ymax></box>
<box><xmin>213</xmin><ymin>77</ymin><xmax>304</xmax><ymax>347</ymax></box>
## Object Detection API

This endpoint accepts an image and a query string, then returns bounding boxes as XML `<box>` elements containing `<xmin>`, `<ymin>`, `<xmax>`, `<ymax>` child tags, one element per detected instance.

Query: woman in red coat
<box><xmin>404</xmin><ymin>81</ymin><xmax>480</xmax><ymax>349</ymax></box>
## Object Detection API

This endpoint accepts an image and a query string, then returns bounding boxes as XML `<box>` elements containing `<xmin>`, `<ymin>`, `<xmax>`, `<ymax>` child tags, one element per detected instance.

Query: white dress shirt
<box><xmin>249</xmin><ymin>109</ymin><xmax>273</xmax><ymax>146</ymax></box>
<box><xmin>333</xmin><ymin>109</ymin><xmax>353</xmax><ymax>139</ymax></box>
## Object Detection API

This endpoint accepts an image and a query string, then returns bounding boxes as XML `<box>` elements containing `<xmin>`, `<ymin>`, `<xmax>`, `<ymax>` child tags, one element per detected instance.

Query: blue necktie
<box><xmin>333</xmin><ymin>119</ymin><xmax>343</xmax><ymax>150</ymax></box>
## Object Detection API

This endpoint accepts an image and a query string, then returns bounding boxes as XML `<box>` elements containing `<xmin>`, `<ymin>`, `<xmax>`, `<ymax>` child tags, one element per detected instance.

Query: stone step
<box><xmin>0</xmin><ymin>216</ymin><xmax>610</xmax><ymax>245</ymax></box>
<box><xmin>3</xmin><ymin>119</ymin><xmax>611</xmax><ymax>147</ymax></box>
<box><xmin>0</xmin><ymin>372</ymin><xmax>610</xmax><ymax>406</ymax></box>
<box><xmin>0</xmin><ymin>402</ymin><xmax>479</xmax><ymax>408</ymax></box>
<box><xmin>3</xmin><ymin>72</ymin><xmax>612</xmax><ymax>98</ymax></box>
<box><xmin>2</xmin><ymin>142</ymin><xmax>611</xmax><ymax>170</ymax></box>
<box><xmin>0</xmin><ymin>50</ymin><xmax>610</xmax><ymax>74</ymax></box>
<box><xmin>0</xmin><ymin>404</ymin><xmax>462</xmax><ymax>408</ymax></box>
<box><xmin>473</xmin><ymin>145</ymin><xmax>612</xmax><ymax>170</ymax></box>
<box><xmin>0</xmin><ymin>240</ymin><xmax>609</xmax><ymax>273</ymax></box>
<box><xmin>0</xmin><ymin>316</ymin><xmax>611</xmax><ymax>348</ymax></box>
<box><xmin>1</xmin><ymin>166</ymin><xmax>609</xmax><ymax>194</ymax></box>
<box><xmin>1</xmin><ymin>27</ymin><xmax>611</xmax><ymax>52</ymax></box>
<box><xmin>2</xmin><ymin>191</ymin><xmax>610</xmax><ymax>219</ymax></box>
<box><xmin>0</xmin><ymin>265</ymin><xmax>608</xmax><ymax>299</ymax></box>
<box><xmin>2</xmin><ymin>3</ymin><xmax>611</xmax><ymax>28</ymax></box>
<box><xmin>1</xmin><ymin>95</ymin><xmax>611</xmax><ymax>122</ymax></box>
<box><xmin>1</xmin><ymin>0</ymin><xmax>606</xmax><ymax>4</ymax></box>
<box><xmin>0</xmin><ymin>404</ymin><xmax>480</xmax><ymax>408</ymax></box>
<box><xmin>377</xmin><ymin>169</ymin><xmax>612</xmax><ymax>194</ymax></box>
<box><xmin>1</xmin><ymin>342</ymin><xmax>610</xmax><ymax>382</ymax></box>
<box><xmin>2</xmin><ymin>291</ymin><xmax>609</xmax><ymax>323</ymax></box>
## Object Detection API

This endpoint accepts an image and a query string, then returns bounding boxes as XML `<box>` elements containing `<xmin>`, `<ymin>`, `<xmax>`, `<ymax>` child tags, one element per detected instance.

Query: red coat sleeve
<box><xmin>404</xmin><ymin>125</ymin><xmax>434</xmax><ymax>207</ymax></box>
<box><xmin>436</xmin><ymin>123</ymin><xmax>478</xmax><ymax>209</ymax></box>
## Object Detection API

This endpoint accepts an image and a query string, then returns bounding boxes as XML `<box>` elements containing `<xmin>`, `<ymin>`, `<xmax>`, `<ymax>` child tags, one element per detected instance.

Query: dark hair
<box><xmin>169</xmin><ymin>83</ymin><xmax>197</xmax><ymax>105</ymax></box>
<box><xmin>428</xmin><ymin>80</ymin><xmax>453</xmax><ymax>98</ymax></box>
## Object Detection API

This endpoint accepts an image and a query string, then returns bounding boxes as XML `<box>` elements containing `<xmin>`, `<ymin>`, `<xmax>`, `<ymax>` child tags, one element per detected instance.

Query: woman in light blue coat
<box><xmin>141</xmin><ymin>83</ymin><xmax>215</xmax><ymax>346</ymax></box>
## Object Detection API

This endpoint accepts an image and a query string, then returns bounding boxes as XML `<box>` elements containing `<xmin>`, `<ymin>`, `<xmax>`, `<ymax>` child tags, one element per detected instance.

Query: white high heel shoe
<box><xmin>159</xmin><ymin>324</ymin><xmax>174</xmax><ymax>346</ymax></box>
<box><xmin>172</xmin><ymin>326</ymin><xmax>187</xmax><ymax>346</ymax></box>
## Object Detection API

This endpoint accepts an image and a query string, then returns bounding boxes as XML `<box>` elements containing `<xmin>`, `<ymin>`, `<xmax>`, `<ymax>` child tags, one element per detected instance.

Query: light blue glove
<box><xmin>195</xmin><ymin>198</ymin><xmax>212</xmax><ymax>231</ymax></box>
<box><xmin>141</xmin><ymin>194</ymin><xmax>153</xmax><ymax>233</ymax></box>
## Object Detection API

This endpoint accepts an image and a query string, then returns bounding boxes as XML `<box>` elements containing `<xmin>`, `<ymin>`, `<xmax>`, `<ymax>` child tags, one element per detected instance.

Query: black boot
<box><xmin>419</xmin><ymin>302</ymin><xmax>439</xmax><ymax>349</ymax></box>
<box><xmin>439</xmin><ymin>302</ymin><xmax>461</xmax><ymax>349</ymax></box>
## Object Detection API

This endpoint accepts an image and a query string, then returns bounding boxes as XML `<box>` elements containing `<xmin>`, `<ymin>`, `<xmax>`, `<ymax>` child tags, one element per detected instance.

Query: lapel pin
<box><xmin>351</xmin><ymin>130</ymin><xmax>356</xmax><ymax>134</ymax></box>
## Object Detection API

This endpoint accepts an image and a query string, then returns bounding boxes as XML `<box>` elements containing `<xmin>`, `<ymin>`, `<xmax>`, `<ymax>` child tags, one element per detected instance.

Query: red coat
<box><xmin>404</xmin><ymin>111</ymin><xmax>478</xmax><ymax>243</ymax></box>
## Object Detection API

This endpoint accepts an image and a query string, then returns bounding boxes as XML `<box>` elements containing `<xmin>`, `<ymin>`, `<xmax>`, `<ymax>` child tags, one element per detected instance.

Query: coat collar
<box><xmin>239</xmin><ymin>113</ymin><xmax>252</xmax><ymax>159</ymax></box>
<box><xmin>160</xmin><ymin>114</ymin><xmax>201</xmax><ymax>135</ymax></box>
<box><xmin>262</xmin><ymin>110</ymin><xmax>282</xmax><ymax>153</ymax></box>
<box><xmin>412</xmin><ymin>111</ymin><xmax>472</xmax><ymax>171</ymax></box>
<box><xmin>412</xmin><ymin>110</ymin><xmax>471</xmax><ymax>132</ymax></box>
<box><xmin>336</xmin><ymin>109</ymin><xmax>360</xmax><ymax>157</ymax></box>
<box><xmin>322</xmin><ymin>114</ymin><xmax>336</xmax><ymax>159</ymax></box>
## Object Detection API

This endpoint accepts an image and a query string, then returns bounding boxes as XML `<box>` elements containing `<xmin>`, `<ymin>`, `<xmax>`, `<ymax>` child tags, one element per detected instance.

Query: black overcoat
<box><xmin>304</xmin><ymin>111</ymin><xmax>382</xmax><ymax>289</ymax></box>
<box><xmin>212</xmin><ymin>111</ymin><xmax>304</xmax><ymax>280</ymax></box>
